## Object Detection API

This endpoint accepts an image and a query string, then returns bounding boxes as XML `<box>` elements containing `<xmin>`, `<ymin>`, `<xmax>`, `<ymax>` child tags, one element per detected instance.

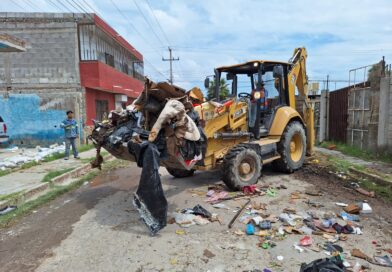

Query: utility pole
<box><xmin>162</xmin><ymin>47</ymin><xmax>179</xmax><ymax>85</ymax></box>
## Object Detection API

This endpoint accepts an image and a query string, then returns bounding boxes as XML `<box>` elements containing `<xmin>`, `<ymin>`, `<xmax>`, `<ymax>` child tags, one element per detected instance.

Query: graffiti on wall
<box><xmin>0</xmin><ymin>94</ymin><xmax>66</xmax><ymax>145</ymax></box>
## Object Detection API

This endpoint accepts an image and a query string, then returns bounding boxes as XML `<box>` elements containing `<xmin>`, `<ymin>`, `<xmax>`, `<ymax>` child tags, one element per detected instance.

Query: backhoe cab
<box><xmin>194</xmin><ymin>47</ymin><xmax>314</xmax><ymax>190</ymax></box>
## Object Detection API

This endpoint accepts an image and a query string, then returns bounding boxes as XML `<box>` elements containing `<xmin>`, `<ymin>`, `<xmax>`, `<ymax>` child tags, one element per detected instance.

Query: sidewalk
<box><xmin>0</xmin><ymin>148</ymin><xmax>97</xmax><ymax>196</ymax></box>
<box><xmin>315</xmin><ymin>146</ymin><xmax>392</xmax><ymax>181</ymax></box>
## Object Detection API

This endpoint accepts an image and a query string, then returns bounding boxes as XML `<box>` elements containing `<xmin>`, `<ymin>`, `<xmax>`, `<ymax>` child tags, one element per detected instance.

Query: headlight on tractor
<box><xmin>253</xmin><ymin>91</ymin><xmax>261</xmax><ymax>99</ymax></box>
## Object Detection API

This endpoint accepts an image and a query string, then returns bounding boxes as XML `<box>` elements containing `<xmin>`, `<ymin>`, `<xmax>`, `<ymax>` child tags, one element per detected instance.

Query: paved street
<box><xmin>0</xmin><ymin>159</ymin><xmax>391</xmax><ymax>272</ymax></box>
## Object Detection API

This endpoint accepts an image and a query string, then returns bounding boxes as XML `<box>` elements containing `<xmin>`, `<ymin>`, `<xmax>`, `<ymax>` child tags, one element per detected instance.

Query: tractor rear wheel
<box><xmin>273</xmin><ymin>121</ymin><xmax>306</xmax><ymax>173</ymax></box>
<box><xmin>222</xmin><ymin>144</ymin><xmax>262</xmax><ymax>191</ymax></box>
<box><xmin>166</xmin><ymin>167</ymin><xmax>195</xmax><ymax>178</ymax></box>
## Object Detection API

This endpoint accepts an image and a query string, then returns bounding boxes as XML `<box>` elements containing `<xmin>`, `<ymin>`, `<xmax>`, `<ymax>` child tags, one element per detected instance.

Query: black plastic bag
<box><xmin>300</xmin><ymin>256</ymin><xmax>345</xmax><ymax>272</ymax></box>
<box><xmin>181</xmin><ymin>204</ymin><xmax>212</xmax><ymax>219</ymax></box>
<box><xmin>129</xmin><ymin>141</ymin><xmax>168</xmax><ymax>235</ymax></box>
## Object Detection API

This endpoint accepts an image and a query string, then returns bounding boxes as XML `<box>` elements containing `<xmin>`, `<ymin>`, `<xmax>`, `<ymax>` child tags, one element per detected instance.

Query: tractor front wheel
<box><xmin>273</xmin><ymin>121</ymin><xmax>306</xmax><ymax>173</ymax></box>
<box><xmin>222</xmin><ymin>144</ymin><xmax>262</xmax><ymax>191</ymax></box>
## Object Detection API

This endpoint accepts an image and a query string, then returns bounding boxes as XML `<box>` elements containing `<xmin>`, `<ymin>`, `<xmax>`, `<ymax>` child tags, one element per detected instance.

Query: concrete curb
<box><xmin>349</xmin><ymin>166</ymin><xmax>392</xmax><ymax>186</ymax></box>
<box><xmin>0</xmin><ymin>154</ymin><xmax>113</xmax><ymax>210</ymax></box>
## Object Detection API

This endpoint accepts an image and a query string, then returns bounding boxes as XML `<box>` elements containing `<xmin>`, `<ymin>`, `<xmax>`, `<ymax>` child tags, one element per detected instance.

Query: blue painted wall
<box><xmin>0</xmin><ymin>94</ymin><xmax>66</xmax><ymax>146</ymax></box>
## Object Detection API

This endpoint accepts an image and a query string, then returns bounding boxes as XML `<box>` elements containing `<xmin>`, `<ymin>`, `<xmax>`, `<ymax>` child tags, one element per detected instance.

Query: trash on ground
<box><xmin>293</xmin><ymin>243</ymin><xmax>305</xmax><ymax>253</ymax></box>
<box><xmin>246</xmin><ymin>223</ymin><xmax>255</xmax><ymax>235</ymax></box>
<box><xmin>360</xmin><ymin>202</ymin><xmax>372</xmax><ymax>214</ymax></box>
<box><xmin>343</xmin><ymin>203</ymin><xmax>361</xmax><ymax>214</ymax></box>
<box><xmin>259</xmin><ymin>220</ymin><xmax>271</xmax><ymax>230</ymax></box>
<box><xmin>182</xmin><ymin>204</ymin><xmax>212</xmax><ymax>218</ymax></box>
<box><xmin>351</xmin><ymin>248</ymin><xmax>371</xmax><ymax>261</ymax></box>
<box><xmin>339</xmin><ymin>212</ymin><xmax>360</xmax><ymax>222</ymax></box>
<box><xmin>335</xmin><ymin>202</ymin><xmax>348</xmax><ymax>207</ymax></box>
<box><xmin>242</xmin><ymin>184</ymin><xmax>257</xmax><ymax>194</ymax></box>
<box><xmin>373</xmin><ymin>255</ymin><xmax>392</xmax><ymax>267</ymax></box>
<box><xmin>203</xmin><ymin>249</ymin><xmax>215</xmax><ymax>258</ymax></box>
<box><xmin>234</xmin><ymin>229</ymin><xmax>245</xmax><ymax>236</ymax></box>
<box><xmin>305</xmin><ymin>190</ymin><xmax>322</xmax><ymax>196</ymax></box>
<box><xmin>355</xmin><ymin>187</ymin><xmax>375</xmax><ymax>198</ymax></box>
<box><xmin>228</xmin><ymin>199</ymin><xmax>251</xmax><ymax>229</ymax></box>
<box><xmin>300</xmin><ymin>256</ymin><xmax>345</xmax><ymax>272</ymax></box>
<box><xmin>0</xmin><ymin>205</ymin><xmax>17</xmax><ymax>216</ymax></box>
<box><xmin>212</xmin><ymin>203</ymin><xmax>229</xmax><ymax>209</ymax></box>
<box><xmin>175</xmin><ymin>229</ymin><xmax>186</xmax><ymax>235</ymax></box>
<box><xmin>299</xmin><ymin>235</ymin><xmax>313</xmax><ymax>246</ymax></box>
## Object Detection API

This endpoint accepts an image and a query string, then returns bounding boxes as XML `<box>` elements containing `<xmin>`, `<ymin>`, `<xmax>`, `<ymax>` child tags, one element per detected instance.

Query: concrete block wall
<box><xmin>0</xmin><ymin>14</ymin><xmax>82</xmax><ymax>86</ymax></box>
<box><xmin>347</xmin><ymin>86</ymin><xmax>380</xmax><ymax>151</ymax></box>
<box><xmin>378</xmin><ymin>76</ymin><xmax>392</xmax><ymax>152</ymax></box>
<box><xmin>0</xmin><ymin>13</ymin><xmax>88</xmax><ymax>146</ymax></box>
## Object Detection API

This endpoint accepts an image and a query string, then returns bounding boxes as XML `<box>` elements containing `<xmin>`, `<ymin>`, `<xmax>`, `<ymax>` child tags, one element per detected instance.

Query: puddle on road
<box><xmin>88</xmin><ymin>166</ymin><xmax>139</xmax><ymax>190</ymax></box>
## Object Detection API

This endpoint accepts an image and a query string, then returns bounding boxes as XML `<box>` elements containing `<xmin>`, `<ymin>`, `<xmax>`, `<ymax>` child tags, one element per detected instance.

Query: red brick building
<box><xmin>78</xmin><ymin>15</ymin><xmax>144</xmax><ymax>126</ymax></box>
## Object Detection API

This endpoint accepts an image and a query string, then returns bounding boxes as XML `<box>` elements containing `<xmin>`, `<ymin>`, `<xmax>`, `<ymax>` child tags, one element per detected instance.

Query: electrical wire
<box><xmin>132</xmin><ymin>0</ymin><xmax>165</xmax><ymax>47</ymax></box>
<box><xmin>9</xmin><ymin>0</ymin><xmax>24</xmax><ymax>10</ymax></box>
<box><xmin>144</xmin><ymin>0</ymin><xmax>171</xmax><ymax>45</ymax></box>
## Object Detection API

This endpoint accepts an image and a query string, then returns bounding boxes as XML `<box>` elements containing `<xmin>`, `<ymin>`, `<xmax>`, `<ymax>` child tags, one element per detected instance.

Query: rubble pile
<box><xmin>0</xmin><ymin>144</ymin><xmax>65</xmax><ymax>170</ymax></box>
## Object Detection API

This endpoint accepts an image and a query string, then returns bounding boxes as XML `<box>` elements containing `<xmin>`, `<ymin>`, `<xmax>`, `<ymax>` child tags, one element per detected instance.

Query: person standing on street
<box><xmin>60</xmin><ymin>110</ymin><xmax>80</xmax><ymax>160</ymax></box>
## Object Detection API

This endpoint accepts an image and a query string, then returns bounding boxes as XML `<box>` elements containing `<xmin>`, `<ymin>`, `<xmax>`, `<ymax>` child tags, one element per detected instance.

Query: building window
<box><xmin>95</xmin><ymin>100</ymin><xmax>108</xmax><ymax>121</ymax></box>
<box><xmin>104</xmin><ymin>52</ymin><xmax>114</xmax><ymax>67</ymax></box>
<box><xmin>79</xmin><ymin>24</ymin><xmax>144</xmax><ymax>80</ymax></box>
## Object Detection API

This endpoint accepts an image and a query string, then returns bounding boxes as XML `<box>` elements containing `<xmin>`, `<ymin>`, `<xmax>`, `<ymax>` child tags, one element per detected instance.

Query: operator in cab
<box><xmin>249</xmin><ymin>81</ymin><xmax>266</xmax><ymax>130</ymax></box>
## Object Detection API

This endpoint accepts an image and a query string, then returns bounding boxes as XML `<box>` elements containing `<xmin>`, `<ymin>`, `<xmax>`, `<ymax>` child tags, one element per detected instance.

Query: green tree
<box><xmin>207</xmin><ymin>78</ymin><xmax>229</xmax><ymax>100</ymax></box>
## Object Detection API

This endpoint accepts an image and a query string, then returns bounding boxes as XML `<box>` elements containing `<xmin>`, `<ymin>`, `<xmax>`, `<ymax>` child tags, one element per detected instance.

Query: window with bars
<box><xmin>78</xmin><ymin>24</ymin><xmax>144</xmax><ymax>80</ymax></box>
<box><xmin>95</xmin><ymin>100</ymin><xmax>109</xmax><ymax>121</ymax></box>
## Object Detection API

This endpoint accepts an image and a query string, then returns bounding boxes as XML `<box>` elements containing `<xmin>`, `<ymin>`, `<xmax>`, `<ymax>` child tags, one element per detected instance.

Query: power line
<box><xmin>80</xmin><ymin>0</ymin><xmax>103</xmax><ymax>18</ymax></box>
<box><xmin>46</xmin><ymin>0</ymin><xmax>65</xmax><ymax>12</ymax></box>
<box><xmin>23</xmin><ymin>0</ymin><xmax>38</xmax><ymax>10</ymax></box>
<box><xmin>54</xmin><ymin>0</ymin><xmax>73</xmax><ymax>12</ymax></box>
<box><xmin>9</xmin><ymin>0</ymin><xmax>24</xmax><ymax>10</ymax></box>
<box><xmin>144</xmin><ymin>0</ymin><xmax>171</xmax><ymax>45</ymax></box>
<box><xmin>107</xmin><ymin>0</ymin><xmax>167</xmax><ymax>80</ymax></box>
<box><xmin>132</xmin><ymin>0</ymin><xmax>165</xmax><ymax>47</ymax></box>
<box><xmin>108</xmin><ymin>0</ymin><xmax>162</xmax><ymax>57</ymax></box>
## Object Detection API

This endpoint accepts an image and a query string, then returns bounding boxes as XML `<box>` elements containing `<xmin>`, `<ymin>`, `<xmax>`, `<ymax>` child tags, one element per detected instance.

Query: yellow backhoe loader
<box><xmin>166</xmin><ymin>47</ymin><xmax>314</xmax><ymax>190</ymax></box>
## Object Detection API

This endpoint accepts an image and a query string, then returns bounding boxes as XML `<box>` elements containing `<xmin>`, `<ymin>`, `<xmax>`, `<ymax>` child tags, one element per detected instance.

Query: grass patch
<box><xmin>0</xmin><ymin>159</ymin><xmax>128</xmax><ymax>228</ymax></box>
<box><xmin>320</xmin><ymin>141</ymin><xmax>392</xmax><ymax>164</ymax></box>
<box><xmin>325</xmin><ymin>155</ymin><xmax>392</xmax><ymax>203</ymax></box>
<box><xmin>0</xmin><ymin>191</ymin><xmax>24</xmax><ymax>202</ymax></box>
<box><xmin>327</xmin><ymin>156</ymin><xmax>366</xmax><ymax>173</ymax></box>
<box><xmin>42</xmin><ymin>144</ymin><xmax>94</xmax><ymax>162</ymax></box>
<box><xmin>20</xmin><ymin>161</ymin><xmax>40</xmax><ymax>169</ymax></box>
<box><xmin>360</xmin><ymin>178</ymin><xmax>392</xmax><ymax>203</ymax></box>
<box><xmin>0</xmin><ymin>169</ymin><xmax>12</xmax><ymax>177</ymax></box>
<box><xmin>41</xmin><ymin>168</ymin><xmax>74</xmax><ymax>183</ymax></box>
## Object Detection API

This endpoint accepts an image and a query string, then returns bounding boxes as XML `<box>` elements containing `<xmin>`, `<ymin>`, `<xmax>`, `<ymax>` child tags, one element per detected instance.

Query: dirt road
<box><xmin>0</xmin><ymin>161</ymin><xmax>391</xmax><ymax>272</ymax></box>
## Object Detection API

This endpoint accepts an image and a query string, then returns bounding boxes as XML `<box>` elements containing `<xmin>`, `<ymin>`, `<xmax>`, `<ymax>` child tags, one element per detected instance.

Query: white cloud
<box><xmin>1</xmin><ymin>0</ymin><xmax>391</xmax><ymax>91</ymax></box>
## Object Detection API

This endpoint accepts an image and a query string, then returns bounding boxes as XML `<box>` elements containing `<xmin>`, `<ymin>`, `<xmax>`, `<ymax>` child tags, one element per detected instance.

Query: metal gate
<box><xmin>328</xmin><ymin>89</ymin><xmax>348</xmax><ymax>142</ymax></box>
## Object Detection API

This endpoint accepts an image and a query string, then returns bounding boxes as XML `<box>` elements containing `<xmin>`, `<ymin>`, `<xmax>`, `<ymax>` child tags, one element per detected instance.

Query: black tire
<box><xmin>222</xmin><ymin>144</ymin><xmax>262</xmax><ymax>191</ymax></box>
<box><xmin>273</xmin><ymin>121</ymin><xmax>306</xmax><ymax>173</ymax></box>
<box><xmin>166</xmin><ymin>167</ymin><xmax>195</xmax><ymax>178</ymax></box>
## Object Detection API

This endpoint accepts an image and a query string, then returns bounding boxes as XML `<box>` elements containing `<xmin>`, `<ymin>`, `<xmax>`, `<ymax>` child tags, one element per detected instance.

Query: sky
<box><xmin>1</xmin><ymin>0</ymin><xmax>392</xmax><ymax>91</ymax></box>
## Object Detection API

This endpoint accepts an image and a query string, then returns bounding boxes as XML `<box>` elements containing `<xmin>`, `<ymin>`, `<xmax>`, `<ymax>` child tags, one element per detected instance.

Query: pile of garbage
<box><xmin>0</xmin><ymin>144</ymin><xmax>65</xmax><ymax>170</ymax></box>
<box><xmin>89</xmin><ymin>79</ymin><xmax>205</xmax><ymax>235</ymax></box>
<box><xmin>179</xmin><ymin>183</ymin><xmax>392</xmax><ymax>271</ymax></box>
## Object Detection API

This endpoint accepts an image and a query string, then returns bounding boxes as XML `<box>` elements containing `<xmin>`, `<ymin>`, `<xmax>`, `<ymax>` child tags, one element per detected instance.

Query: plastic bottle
<box><xmin>353</xmin><ymin>262</ymin><xmax>362</xmax><ymax>272</ymax></box>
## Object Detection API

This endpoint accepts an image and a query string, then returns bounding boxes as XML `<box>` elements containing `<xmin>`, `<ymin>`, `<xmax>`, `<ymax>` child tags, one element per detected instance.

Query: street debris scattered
<box><xmin>0</xmin><ymin>144</ymin><xmax>65</xmax><ymax>170</ymax></box>
<box><xmin>0</xmin><ymin>205</ymin><xmax>17</xmax><ymax>216</ymax></box>
<box><xmin>171</xmin><ymin>180</ymin><xmax>391</xmax><ymax>271</ymax></box>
